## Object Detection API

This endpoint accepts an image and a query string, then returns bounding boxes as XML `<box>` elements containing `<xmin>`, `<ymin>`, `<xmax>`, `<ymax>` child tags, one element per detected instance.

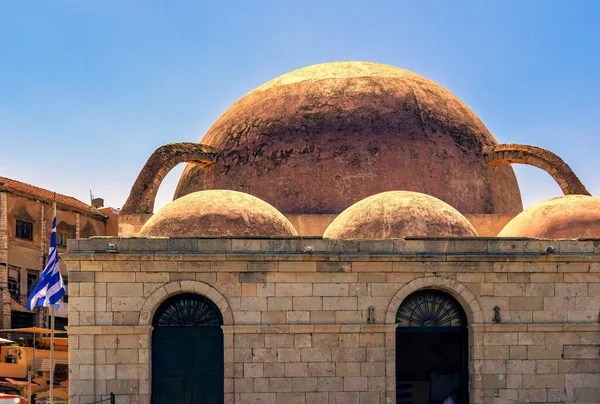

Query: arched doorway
<box><xmin>395</xmin><ymin>289</ymin><xmax>468</xmax><ymax>404</ymax></box>
<box><xmin>152</xmin><ymin>293</ymin><xmax>224</xmax><ymax>404</ymax></box>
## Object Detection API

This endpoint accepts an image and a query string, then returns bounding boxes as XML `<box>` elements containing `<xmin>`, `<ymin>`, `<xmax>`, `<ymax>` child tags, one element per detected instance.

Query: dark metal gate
<box><xmin>151</xmin><ymin>293</ymin><xmax>224</xmax><ymax>404</ymax></box>
<box><xmin>395</xmin><ymin>290</ymin><xmax>469</xmax><ymax>404</ymax></box>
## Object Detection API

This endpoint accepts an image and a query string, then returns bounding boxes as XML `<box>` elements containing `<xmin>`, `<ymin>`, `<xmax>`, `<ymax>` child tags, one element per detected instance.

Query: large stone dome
<box><xmin>498</xmin><ymin>195</ymin><xmax>600</xmax><ymax>239</ymax></box>
<box><xmin>323</xmin><ymin>191</ymin><xmax>478</xmax><ymax>239</ymax></box>
<box><xmin>175</xmin><ymin>62</ymin><xmax>522</xmax><ymax>215</ymax></box>
<box><xmin>139</xmin><ymin>190</ymin><xmax>298</xmax><ymax>237</ymax></box>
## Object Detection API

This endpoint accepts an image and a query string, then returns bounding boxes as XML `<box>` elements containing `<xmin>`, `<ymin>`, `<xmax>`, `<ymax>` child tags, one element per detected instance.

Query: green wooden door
<box><xmin>152</xmin><ymin>294</ymin><xmax>224</xmax><ymax>404</ymax></box>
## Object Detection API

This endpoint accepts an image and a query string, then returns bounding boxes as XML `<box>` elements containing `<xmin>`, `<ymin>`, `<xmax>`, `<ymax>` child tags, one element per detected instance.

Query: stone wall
<box><xmin>64</xmin><ymin>237</ymin><xmax>600</xmax><ymax>404</ymax></box>
<box><xmin>472</xmin><ymin>323</ymin><xmax>599</xmax><ymax>403</ymax></box>
<box><xmin>116</xmin><ymin>213</ymin><xmax>517</xmax><ymax>238</ymax></box>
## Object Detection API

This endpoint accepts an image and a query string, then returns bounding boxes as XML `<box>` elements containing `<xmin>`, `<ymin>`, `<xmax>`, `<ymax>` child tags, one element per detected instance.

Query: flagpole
<box><xmin>50</xmin><ymin>305</ymin><xmax>55</xmax><ymax>403</ymax></box>
<box><xmin>27</xmin><ymin>370</ymin><xmax>32</xmax><ymax>403</ymax></box>
<box><xmin>49</xmin><ymin>199</ymin><xmax>56</xmax><ymax>404</ymax></box>
<box><xmin>26</xmin><ymin>194</ymin><xmax>64</xmax><ymax>404</ymax></box>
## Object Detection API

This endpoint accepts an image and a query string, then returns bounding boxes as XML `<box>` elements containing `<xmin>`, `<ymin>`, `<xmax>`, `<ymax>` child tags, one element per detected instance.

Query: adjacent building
<box><xmin>0</xmin><ymin>176</ymin><xmax>113</xmax><ymax>330</ymax></box>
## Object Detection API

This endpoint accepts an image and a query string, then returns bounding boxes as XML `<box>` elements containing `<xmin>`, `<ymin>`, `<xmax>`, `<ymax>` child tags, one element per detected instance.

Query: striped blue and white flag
<box><xmin>26</xmin><ymin>215</ymin><xmax>65</xmax><ymax>310</ymax></box>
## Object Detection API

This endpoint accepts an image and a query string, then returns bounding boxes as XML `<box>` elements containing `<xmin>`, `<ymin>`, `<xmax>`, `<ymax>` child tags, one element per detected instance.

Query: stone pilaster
<box><xmin>75</xmin><ymin>212</ymin><xmax>80</xmax><ymax>238</ymax></box>
<box><xmin>40</xmin><ymin>202</ymin><xmax>46</xmax><ymax>270</ymax></box>
<box><xmin>0</xmin><ymin>192</ymin><xmax>7</xmax><ymax>264</ymax></box>
<box><xmin>0</xmin><ymin>192</ymin><xmax>10</xmax><ymax>329</ymax></box>
<box><xmin>35</xmin><ymin>202</ymin><xmax>47</xmax><ymax>328</ymax></box>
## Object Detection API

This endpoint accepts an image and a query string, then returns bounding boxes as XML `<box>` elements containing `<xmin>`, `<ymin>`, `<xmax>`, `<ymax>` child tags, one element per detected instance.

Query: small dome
<box><xmin>498</xmin><ymin>195</ymin><xmax>600</xmax><ymax>239</ymax></box>
<box><xmin>139</xmin><ymin>190</ymin><xmax>298</xmax><ymax>237</ymax></box>
<box><xmin>323</xmin><ymin>191</ymin><xmax>478</xmax><ymax>239</ymax></box>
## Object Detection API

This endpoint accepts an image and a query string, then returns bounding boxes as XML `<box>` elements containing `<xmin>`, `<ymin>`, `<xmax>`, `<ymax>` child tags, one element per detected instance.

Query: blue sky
<box><xmin>1</xmin><ymin>1</ymin><xmax>599</xmax><ymax>211</ymax></box>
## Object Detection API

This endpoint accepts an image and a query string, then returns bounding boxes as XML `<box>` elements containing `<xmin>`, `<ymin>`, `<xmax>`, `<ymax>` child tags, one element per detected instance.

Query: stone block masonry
<box><xmin>64</xmin><ymin>237</ymin><xmax>600</xmax><ymax>404</ymax></box>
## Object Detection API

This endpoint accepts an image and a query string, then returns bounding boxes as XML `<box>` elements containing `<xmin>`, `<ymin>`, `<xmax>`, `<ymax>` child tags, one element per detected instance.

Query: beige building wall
<box><xmin>118</xmin><ymin>213</ymin><xmax>153</xmax><ymax>237</ymax></box>
<box><xmin>99</xmin><ymin>207</ymin><xmax>120</xmax><ymax>237</ymax></box>
<box><xmin>64</xmin><ymin>237</ymin><xmax>600</xmax><ymax>404</ymax></box>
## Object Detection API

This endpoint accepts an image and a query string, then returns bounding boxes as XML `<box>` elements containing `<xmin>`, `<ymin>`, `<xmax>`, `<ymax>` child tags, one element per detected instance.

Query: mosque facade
<box><xmin>65</xmin><ymin>62</ymin><xmax>599</xmax><ymax>404</ymax></box>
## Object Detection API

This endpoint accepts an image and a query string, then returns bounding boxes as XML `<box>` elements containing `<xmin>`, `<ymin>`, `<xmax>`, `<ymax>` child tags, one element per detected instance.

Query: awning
<box><xmin>0</xmin><ymin>328</ymin><xmax>66</xmax><ymax>335</ymax></box>
<box><xmin>38</xmin><ymin>338</ymin><xmax>68</xmax><ymax>346</ymax></box>
<box><xmin>0</xmin><ymin>376</ymin><xmax>38</xmax><ymax>386</ymax></box>
<box><xmin>4</xmin><ymin>378</ymin><xmax>35</xmax><ymax>386</ymax></box>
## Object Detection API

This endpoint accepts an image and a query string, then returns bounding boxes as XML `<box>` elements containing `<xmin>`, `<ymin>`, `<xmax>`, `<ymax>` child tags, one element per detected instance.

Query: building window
<box><xmin>11</xmin><ymin>311</ymin><xmax>35</xmax><ymax>329</ymax></box>
<box><xmin>27</xmin><ymin>271</ymin><xmax>38</xmax><ymax>297</ymax></box>
<box><xmin>15</xmin><ymin>220</ymin><xmax>33</xmax><ymax>241</ymax></box>
<box><xmin>8</xmin><ymin>266</ymin><xmax>20</xmax><ymax>299</ymax></box>
<box><xmin>57</xmin><ymin>230</ymin><xmax>69</xmax><ymax>247</ymax></box>
<box><xmin>55</xmin><ymin>316</ymin><xmax>68</xmax><ymax>331</ymax></box>
<box><xmin>54</xmin><ymin>363</ymin><xmax>69</xmax><ymax>382</ymax></box>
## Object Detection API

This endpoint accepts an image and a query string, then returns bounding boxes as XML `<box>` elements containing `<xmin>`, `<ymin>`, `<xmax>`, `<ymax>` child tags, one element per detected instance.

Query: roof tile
<box><xmin>0</xmin><ymin>176</ymin><xmax>104</xmax><ymax>217</ymax></box>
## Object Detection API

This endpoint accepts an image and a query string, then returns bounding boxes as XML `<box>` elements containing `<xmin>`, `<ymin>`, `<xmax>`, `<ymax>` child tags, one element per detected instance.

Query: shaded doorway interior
<box><xmin>395</xmin><ymin>290</ymin><xmax>468</xmax><ymax>404</ymax></box>
<box><xmin>152</xmin><ymin>293</ymin><xmax>224</xmax><ymax>404</ymax></box>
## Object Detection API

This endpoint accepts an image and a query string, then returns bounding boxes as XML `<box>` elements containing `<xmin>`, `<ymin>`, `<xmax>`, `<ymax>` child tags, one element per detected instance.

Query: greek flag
<box><xmin>26</xmin><ymin>216</ymin><xmax>65</xmax><ymax>309</ymax></box>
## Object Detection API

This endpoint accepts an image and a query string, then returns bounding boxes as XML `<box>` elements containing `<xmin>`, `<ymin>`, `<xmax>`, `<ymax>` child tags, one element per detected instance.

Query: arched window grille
<box><xmin>153</xmin><ymin>293</ymin><xmax>223</xmax><ymax>327</ymax></box>
<box><xmin>396</xmin><ymin>289</ymin><xmax>466</xmax><ymax>327</ymax></box>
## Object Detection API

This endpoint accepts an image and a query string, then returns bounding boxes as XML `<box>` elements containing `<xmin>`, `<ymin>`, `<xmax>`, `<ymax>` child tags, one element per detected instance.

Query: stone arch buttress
<box><xmin>139</xmin><ymin>280</ymin><xmax>234</xmax><ymax>326</ymax></box>
<box><xmin>484</xmin><ymin>144</ymin><xmax>590</xmax><ymax>196</ymax></box>
<box><xmin>385</xmin><ymin>276</ymin><xmax>483</xmax><ymax>325</ymax></box>
<box><xmin>121</xmin><ymin>142</ymin><xmax>217</xmax><ymax>215</ymax></box>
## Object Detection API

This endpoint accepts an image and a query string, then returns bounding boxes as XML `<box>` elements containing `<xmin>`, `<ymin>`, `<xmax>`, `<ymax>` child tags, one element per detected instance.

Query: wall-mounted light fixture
<box><xmin>367</xmin><ymin>306</ymin><xmax>375</xmax><ymax>324</ymax></box>
<box><xmin>492</xmin><ymin>306</ymin><xmax>501</xmax><ymax>324</ymax></box>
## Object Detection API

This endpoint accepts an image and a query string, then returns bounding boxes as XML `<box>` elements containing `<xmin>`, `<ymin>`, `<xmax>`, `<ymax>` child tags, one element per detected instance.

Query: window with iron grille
<box><xmin>27</xmin><ymin>271</ymin><xmax>38</xmax><ymax>296</ymax></box>
<box><xmin>8</xmin><ymin>265</ymin><xmax>20</xmax><ymax>299</ymax></box>
<box><xmin>57</xmin><ymin>230</ymin><xmax>69</xmax><ymax>247</ymax></box>
<box><xmin>15</xmin><ymin>220</ymin><xmax>33</xmax><ymax>240</ymax></box>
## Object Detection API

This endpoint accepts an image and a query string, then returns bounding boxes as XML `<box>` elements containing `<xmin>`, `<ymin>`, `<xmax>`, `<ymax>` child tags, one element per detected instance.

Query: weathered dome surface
<box><xmin>139</xmin><ymin>190</ymin><xmax>298</xmax><ymax>237</ymax></box>
<box><xmin>175</xmin><ymin>62</ymin><xmax>522</xmax><ymax>215</ymax></box>
<box><xmin>323</xmin><ymin>191</ymin><xmax>478</xmax><ymax>239</ymax></box>
<box><xmin>498</xmin><ymin>195</ymin><xmax>600</xmax><ymax>239</ymax></box>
